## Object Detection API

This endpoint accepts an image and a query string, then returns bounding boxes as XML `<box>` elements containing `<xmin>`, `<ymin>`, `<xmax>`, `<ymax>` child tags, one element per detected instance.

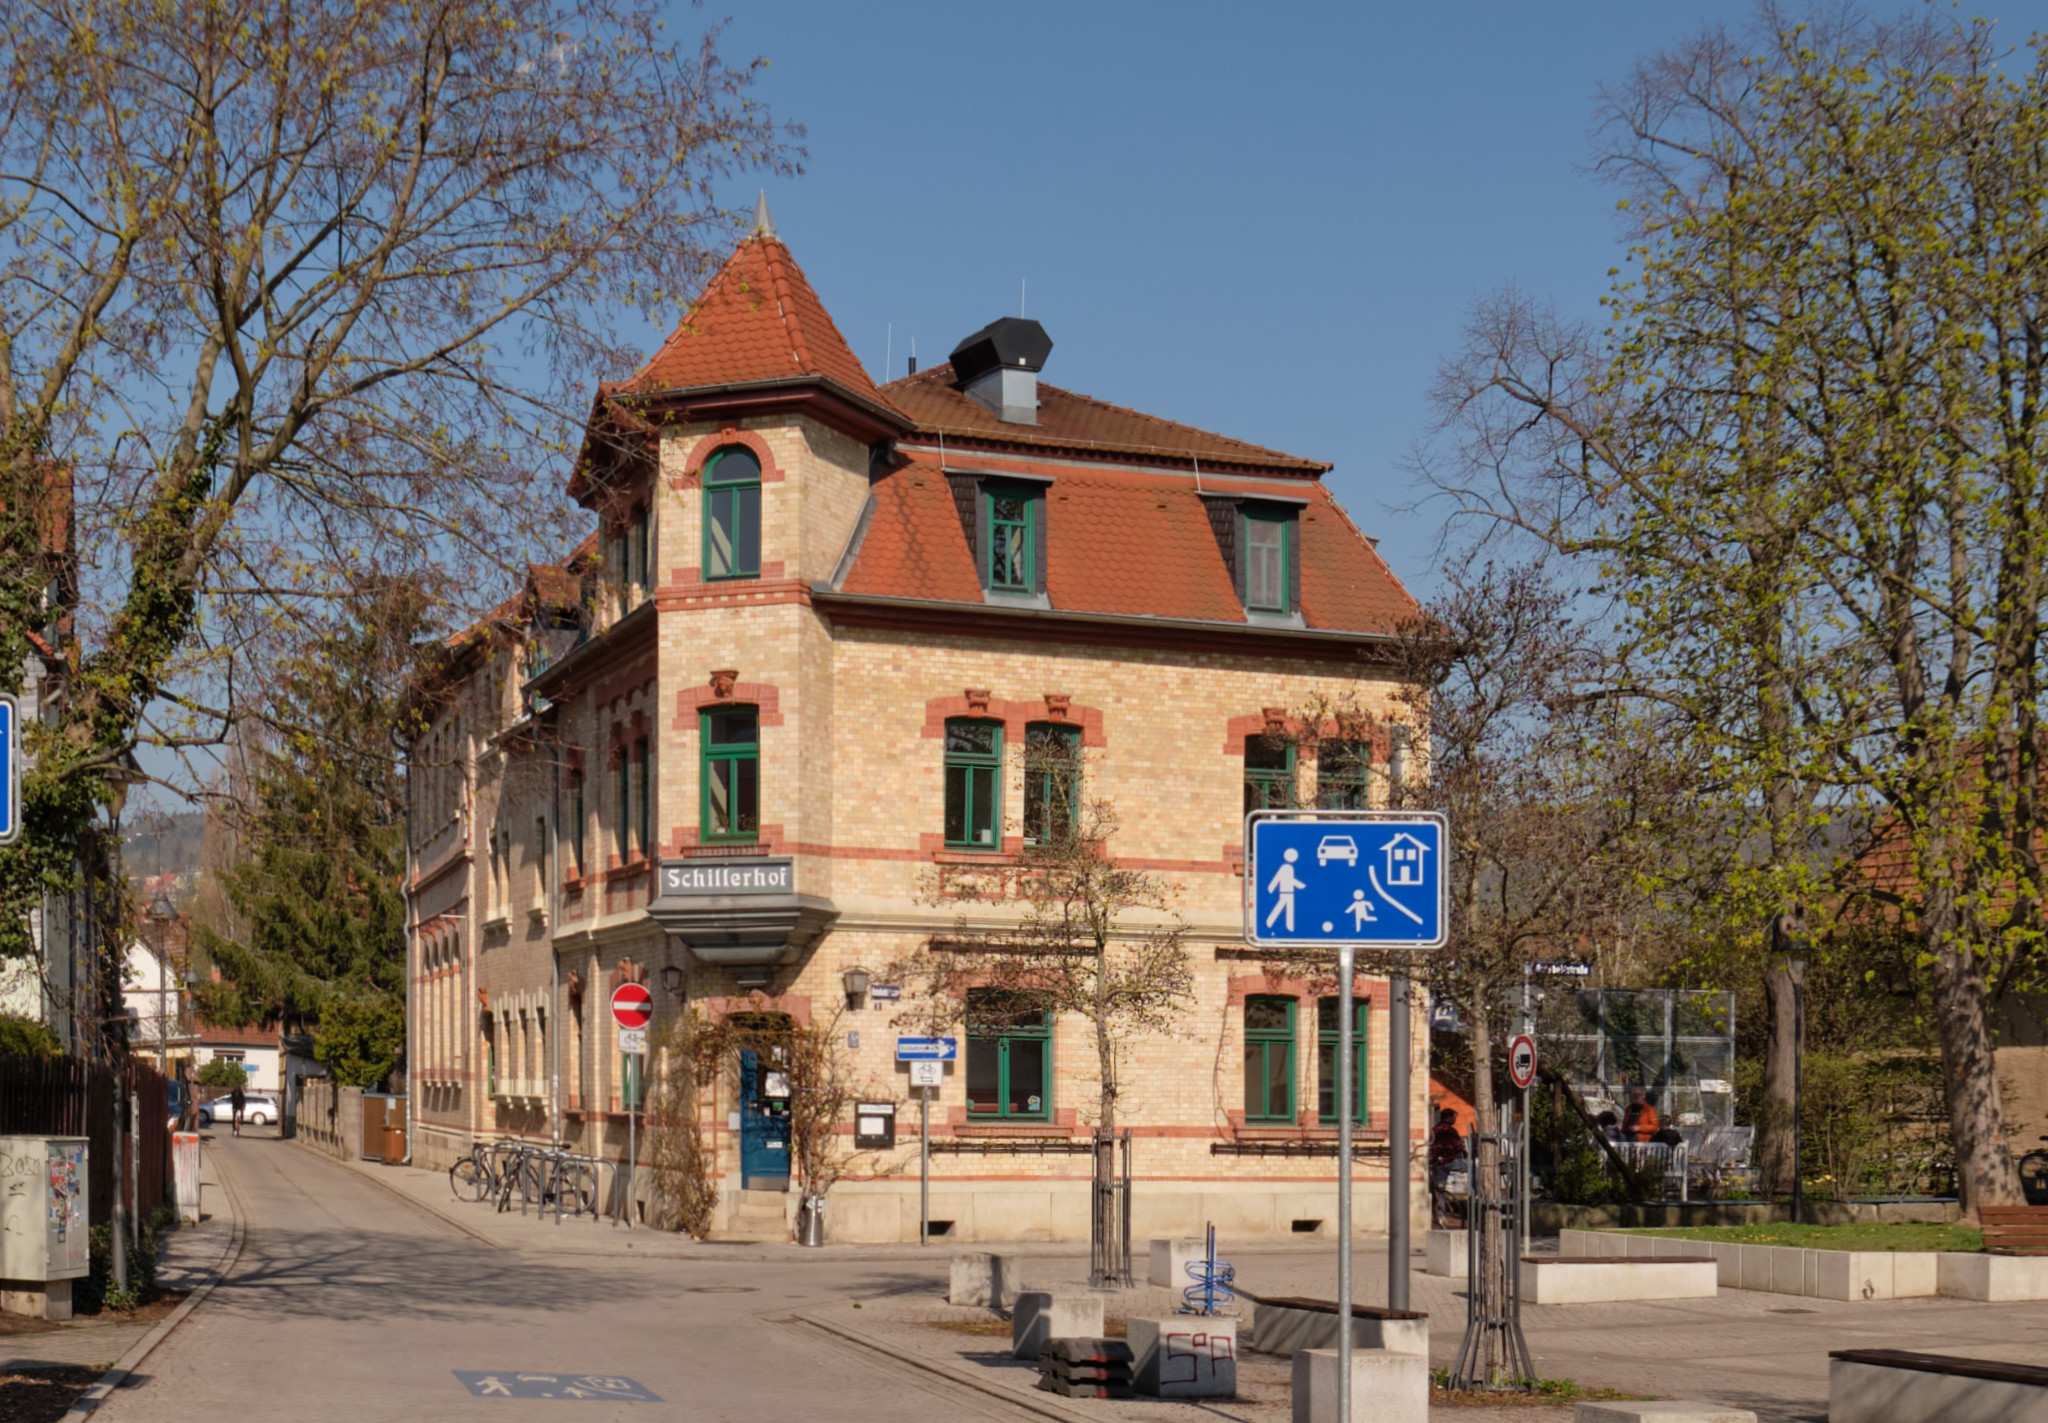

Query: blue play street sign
<box><xmin>895</xmin><ymin>1036</ymin><xmax>957</xmax><ymax>1061</ymax></box>
<box><xmin>0</xmin><ymin>695</ymin><xmax>17</xmax><ymax>846</ymax></box>
<box><xmin>1245</xmin><ymin>811</ymin><xmax>1448</xmax><ymax>948</ymax></box>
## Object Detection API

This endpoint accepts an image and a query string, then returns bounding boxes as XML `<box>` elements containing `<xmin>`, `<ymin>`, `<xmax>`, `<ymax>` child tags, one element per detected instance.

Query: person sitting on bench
<box><xmin>1622</xmin><ymin>1087</ymin><xmax>1660</xmax><ymax>1142</ymax></box>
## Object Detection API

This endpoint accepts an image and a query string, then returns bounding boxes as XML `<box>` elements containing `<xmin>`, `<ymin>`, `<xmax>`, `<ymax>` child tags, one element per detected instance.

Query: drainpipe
<box><xmin>401</xmin><ymin>747</ymin><xmax>417</xmax><ymax>1164</ymax></box>
<box><xmin>550</xmin><ymin>745</ymin><xmax>563</xmax><ymax>1170</ymax></box>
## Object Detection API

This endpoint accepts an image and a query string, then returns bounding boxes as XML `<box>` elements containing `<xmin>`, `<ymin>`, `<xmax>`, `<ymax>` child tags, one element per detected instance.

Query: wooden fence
<box><xmin>0</xmin><ymin>1054</ymin><xmax>170</xmax><ymax>1225</ymax></box>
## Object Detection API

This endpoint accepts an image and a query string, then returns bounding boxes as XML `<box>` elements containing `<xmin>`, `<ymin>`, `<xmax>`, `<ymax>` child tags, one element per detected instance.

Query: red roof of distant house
<box><xmin>629</xmin><ymin>233</ymin><xmax>886</xmax><ymax>407</ymax></box>
<box><xmin>194</xmin><ymin>1020</ymin><xmax>278</xmax><ymax>1050</ymax></box>
<box><xmin>885</xmin><ymin>364</ymin><xmax>1328</xmax><ymax>477</ymax></box>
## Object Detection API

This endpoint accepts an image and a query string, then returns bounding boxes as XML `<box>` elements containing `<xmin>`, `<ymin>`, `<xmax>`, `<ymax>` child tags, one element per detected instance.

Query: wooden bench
<box><xmin>1979</xmin><ymin>1206</ymin><xmax>2048</xmax><ymax>1256</ymax></box>
<box><xmin>1830</xmin><ymin>1348</ymin><xmax>2048</xmax><ymax>1423</ymax></box>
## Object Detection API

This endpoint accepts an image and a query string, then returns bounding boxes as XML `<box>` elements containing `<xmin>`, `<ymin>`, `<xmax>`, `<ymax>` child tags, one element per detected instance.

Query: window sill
<box><xmin>604</xmin><ymin>859</ymin><xmax>652</xmax><ymax>884</ymax></box>
<box><xmin>480</xmin><ymin>914</ymin><xmax>511</xmax><ymax>933</ymax></box>
<box><xmin>1232</xmin><ymin>1125</ymin><xmax>1387</xmax><ymax>1143</ymax></box>
<box><xmin>956</xmin><ymin>1119</ymin><xmax>1070</xmax><ymax>1137</ymax></box>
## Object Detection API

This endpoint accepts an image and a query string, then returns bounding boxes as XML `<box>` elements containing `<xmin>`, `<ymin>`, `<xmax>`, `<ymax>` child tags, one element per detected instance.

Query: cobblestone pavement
<box><xmin>76</xmin><ymin>1136</ymin><xmax>2048</xmax><ymax>1423</ymax></box>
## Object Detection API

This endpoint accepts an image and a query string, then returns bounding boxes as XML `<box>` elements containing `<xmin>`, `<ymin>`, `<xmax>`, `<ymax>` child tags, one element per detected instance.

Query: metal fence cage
<box><xmin>1538</xmin><ymin>988</ymin><xmax>1738</xmax><ymax>1131</ymax></box>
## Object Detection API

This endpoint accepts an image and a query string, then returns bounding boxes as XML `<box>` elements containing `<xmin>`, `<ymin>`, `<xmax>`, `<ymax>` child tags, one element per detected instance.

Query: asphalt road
<box><xmin>93</xmin><ymin>1130</ymin><xmax>1029</xmax><ymax>1422</ymax></box>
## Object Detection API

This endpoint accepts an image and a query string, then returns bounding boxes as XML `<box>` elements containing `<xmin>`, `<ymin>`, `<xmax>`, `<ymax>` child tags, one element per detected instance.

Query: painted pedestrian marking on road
<box><xmin>453</xmin><ymin>1371</ymin><xmax>662</xmax><ymax>1402</ymax></box>
<box><xmin>1246</xmin><ymin>812</ymin><xmax>1447</xmax><ymax>948</ymax></box>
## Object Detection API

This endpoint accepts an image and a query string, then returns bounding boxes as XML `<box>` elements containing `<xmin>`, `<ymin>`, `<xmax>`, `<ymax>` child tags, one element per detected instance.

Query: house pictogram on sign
<box><xmin>1382</xmin><ymin>832</ymin><xmax>1430</xmax><ymax>887</ymax></box>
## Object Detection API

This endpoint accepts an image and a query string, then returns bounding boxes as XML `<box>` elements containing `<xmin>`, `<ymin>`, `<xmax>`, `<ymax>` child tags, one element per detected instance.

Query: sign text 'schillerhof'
<box><xmin>659</xmin><ymin>859</ymin><xmax>793</xmax><ymax>896</ymax></box>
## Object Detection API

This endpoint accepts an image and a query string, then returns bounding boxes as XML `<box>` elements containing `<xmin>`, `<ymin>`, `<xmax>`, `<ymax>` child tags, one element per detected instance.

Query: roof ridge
<box><xmin>759</xmin><ymin>236</ymin><xmax>813</xmax><ymax>373</ymax></box>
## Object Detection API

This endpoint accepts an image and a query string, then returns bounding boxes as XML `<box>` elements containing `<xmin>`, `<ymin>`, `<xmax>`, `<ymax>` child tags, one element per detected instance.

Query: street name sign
<box><xmin>611</xmin><ymin>983</ymin><xmax>653</xmax><ymax>1030</ymax></box>
<box><xmin>0</xmin><ymin>695</ymin><xmax>17</xmax><ymax>845</ymax></box>
<box><xmin>1245</xmin><ymin>810</ymin><xmax>1448</xmax><ymax>948</ymax></box>
<box><xmin>895</xmin><ymin>1036</ymin><xmax>956</xmax><ymax>1062</ymax></box>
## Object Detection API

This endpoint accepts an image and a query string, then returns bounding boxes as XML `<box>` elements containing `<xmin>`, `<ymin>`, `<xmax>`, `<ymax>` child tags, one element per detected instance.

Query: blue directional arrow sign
<box><xmin>1245</xmin><ymin>810</ymin><xmax>1448</xmax><ymax>948</ymax></box>
<box><xmin>895</xmin><ymin>1036</ymin><xmax>957</xmax><ymax>1062</ymax></box>
<box><xmin>0</xmin><ymin>695</ymin><xmax>17</xmax><ymax>846</ymax></box>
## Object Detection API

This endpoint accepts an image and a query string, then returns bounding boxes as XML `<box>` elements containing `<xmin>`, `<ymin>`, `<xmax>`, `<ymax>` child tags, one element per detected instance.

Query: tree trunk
<box><xmin>1757</xmin><ymin>952</ymin><xmax>1803</xmax><ymax>1198</ymax></box>
<box><xmin>1924</xmin><ymin>893</ymin><xmax>2022</xmax><ymax>1215</ymax></box>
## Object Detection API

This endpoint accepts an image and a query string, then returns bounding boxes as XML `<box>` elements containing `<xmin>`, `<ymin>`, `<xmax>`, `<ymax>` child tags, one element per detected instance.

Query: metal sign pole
<box><xmin>1388</xmin><ymin>965</ymin><xmax>1410</xmax><ymax>1314</ymax></box>
<box><xmin>920</xmin><ymin>1088</ymin><xmax>931</xmax><ymax>1246</ymax></box>
<box><xmin>1338</xmin><ymin>941</ymin><xmax>1355</xmax><ymax>1423</ymax></box>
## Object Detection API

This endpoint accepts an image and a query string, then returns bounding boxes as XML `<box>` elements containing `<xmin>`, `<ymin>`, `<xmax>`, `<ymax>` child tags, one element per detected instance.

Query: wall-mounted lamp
<box><xmin>660</xmin><ymin>964</ymin><xmax>685</xmax><ymax>998</ymax></box>
<box><xmin>842</xmin><ymin>965</ymin><xmax>871</xmax><ymax>1012</ymax></box>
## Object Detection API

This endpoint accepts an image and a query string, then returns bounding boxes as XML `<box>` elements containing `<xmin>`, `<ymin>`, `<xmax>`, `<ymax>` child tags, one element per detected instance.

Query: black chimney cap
<box><xmin>949</xmin><ymin>317</ymin><xmax>1052</xmax><ymax>385</ymax></box>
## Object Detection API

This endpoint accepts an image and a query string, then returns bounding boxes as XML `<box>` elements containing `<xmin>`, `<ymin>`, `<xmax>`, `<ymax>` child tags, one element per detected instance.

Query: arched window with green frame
<box><xmin>703</xmin><ymin>446</ymin><xmax>761</xmax><ymax>580</ymax></box>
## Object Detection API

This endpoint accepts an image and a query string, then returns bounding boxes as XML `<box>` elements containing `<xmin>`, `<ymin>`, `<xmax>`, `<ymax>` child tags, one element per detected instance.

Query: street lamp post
<box><xmin>148</xmin><ymin>893</ymin><xmax>177</xmax><ymax>1074</ymax></box>
<box><xmin>1789</xmin><ymin>958</ymin><xmax>1807</xmax><ymax>1226</ymax></box>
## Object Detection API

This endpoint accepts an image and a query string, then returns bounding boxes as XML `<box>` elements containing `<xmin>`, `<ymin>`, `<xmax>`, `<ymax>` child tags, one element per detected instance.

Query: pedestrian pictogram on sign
<box><xmin>611</xmin><ymin>982</ymin><xmax>653</xmax><ymax>1030</ymax></box>
<box><xmin>1508</xmin><ymin>1034</ymin><xmax>1537</xmax><ymax>1091</ymax></box>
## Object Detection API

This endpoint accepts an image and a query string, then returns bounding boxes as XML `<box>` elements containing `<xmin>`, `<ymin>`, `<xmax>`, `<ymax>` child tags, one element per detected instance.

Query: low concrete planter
<box><xmin>1562</xmin><ymin>1229</ymin><xmax>2048</xmax><ymax>1302</ymax></box>
<box><xmin>1830</xmin><ymin>1349</ymin><xmax>2048</xmax><ymax>1423</ymax></box>
<box><xmin>1519</xmin><ymin>1256</ymin><xmax>1717</xmax><ymax>1304</ymax></box>
<box><xmin>949</xmin><ymin>1252</ymin><xmax>1023</xmax><ymax>1308</ymax></box>
<box><xmin>1534</xmin><ymin>1199</ymin><xmax>1959</xmax><ymax>1234</ymax></box>
<box><xmin>1249</xmin><ymin>1297</ymin><xmax>1427</xmax><ymax>1357</ymax></box>
<box><xmin>1148</xmin><ymin>1237</ymin><xmax>1206</xmax><ymax>1289</ymax></box>
<box><xmin>1291</xmin><ymin>1347</ymin><xmax>1426</xmax><ymax>1423</ymax></box>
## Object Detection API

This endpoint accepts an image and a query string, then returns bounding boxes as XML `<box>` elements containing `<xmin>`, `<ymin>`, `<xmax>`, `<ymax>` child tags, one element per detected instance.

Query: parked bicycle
<box><xmin>450</xmin><ymin>1141</ymin><xmax>602</xmax><ymax>1219</ymax></box>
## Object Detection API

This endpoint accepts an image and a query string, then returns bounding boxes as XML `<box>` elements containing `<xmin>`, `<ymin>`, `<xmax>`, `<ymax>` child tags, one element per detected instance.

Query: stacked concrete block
<box><xmin>948</xmin><ymin>1252</ymin><xmax>1022</xmax><ymax>1309</ymax></box>
<box><xmin>1011</xmin><ymin>1292</ymin><xmax>1105</xmax><ymax>1361</ymax></box>
<box><xmin>1290</xmin><ymin>1347</ymin><xmax>1426</xmax><ymax>1423</ymax></box>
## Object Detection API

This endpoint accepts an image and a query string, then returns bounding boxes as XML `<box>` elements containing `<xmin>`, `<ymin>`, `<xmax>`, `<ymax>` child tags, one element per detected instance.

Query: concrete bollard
<box><xmin>1012</xmin><ymin>1292</ymin><xmax>1105</xmax><ymax>1361</ymax></box>
<box><xmin>948</xmin><ymin>1252</ymin><xmax>1022</xmax><ymax>1309</ymax></box>
<box><xmin>1147</xmin><ymin>1237</ymin><xmax>1207</xmax><ymax>1288</ymax></box>
<box><xmin>1425</xmin><ymin>1227</ymin><xmax>1467</xmax><ymax>1278</ymax></box>
<box><xmin>1291</xmin><ymin>1346</ymin><xmax>1427</xmax><ymax>1423</ymax></box>
<box><xmin>1130</xmin><ymin>1316</ymin><xmax>1238</xmax><ymax>1399</ymax></box>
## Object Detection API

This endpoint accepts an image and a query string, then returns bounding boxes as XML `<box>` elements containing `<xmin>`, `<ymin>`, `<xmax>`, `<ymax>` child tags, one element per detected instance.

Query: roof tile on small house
<box><xmin>629</xmin><ymin>234</ymin><xmax>887</xmax><ymax>406</ymax></box>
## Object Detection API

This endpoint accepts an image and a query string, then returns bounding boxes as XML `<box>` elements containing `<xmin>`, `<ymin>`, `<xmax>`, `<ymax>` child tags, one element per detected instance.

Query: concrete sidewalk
<box><xmin>1</xmin><ymin>1135</ymin><xmax>235</xmax><ymax>1374</ymax></box>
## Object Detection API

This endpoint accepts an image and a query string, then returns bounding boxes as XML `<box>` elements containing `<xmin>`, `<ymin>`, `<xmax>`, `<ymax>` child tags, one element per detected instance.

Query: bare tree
<box><xmin>893</xmin><ymin>755</ymin><xmax>1193</xmax><ymax>1286</ymax></box>
<box><xmin>0</xmin><ymin>0</ymin><xmax>795</xmax><ymax>966</ymax></box>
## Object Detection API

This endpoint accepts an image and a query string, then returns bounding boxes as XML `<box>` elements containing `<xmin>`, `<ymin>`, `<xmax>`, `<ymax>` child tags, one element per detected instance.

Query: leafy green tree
<box><xmin>314</xmin><ymin>993</ymin><xmax>405</xmax><ymax>1090</ymax></box>
<box><xmin>0</xmin><ymin>1011</ymin><xmax>64</xmax><ymax>1056</ymax></box>
<box><xmin>193</xmin><ymin>1057</ymin><xmax>248</xmax><ymax>1089</ymax></box>
<box><xmin>193</xmin><ymin>595</ymin><xmax>421</xmax><ymax>1040</ymax></box>
<box><xmin>1428</xmin><ymin>10</ymin><xmax>2047</xmax><ymax>1211</ymax></box>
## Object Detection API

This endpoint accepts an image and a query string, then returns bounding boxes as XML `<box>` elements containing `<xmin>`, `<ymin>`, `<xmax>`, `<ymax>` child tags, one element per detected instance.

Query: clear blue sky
<box><xmin>694</xmin><ymin>0</ymin><xmax>1994</xmax><ymax>601</ymax></box>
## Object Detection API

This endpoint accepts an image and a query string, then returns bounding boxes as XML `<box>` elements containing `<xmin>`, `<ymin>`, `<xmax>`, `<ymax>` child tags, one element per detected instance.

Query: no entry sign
<box><xmin>611</xmin><ymin>982</ymin><xmax>653</xmax><ymax>1030</ymax></box>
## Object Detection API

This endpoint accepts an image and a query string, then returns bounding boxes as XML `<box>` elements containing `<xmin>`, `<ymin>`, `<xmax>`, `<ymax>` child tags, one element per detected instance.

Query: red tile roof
<box><xmin>884</xmin><ymin>364</ymin><xmax>1328</xmax><ymax>476</ymax></box>
<box><xmin>630</xmin><ymin>235</ymin><xmax>885</xmax><ymax>406</ymax></box>
<box><xmin>838</xmin><ymin>455</ymin><xmax>1417</xmax><ymax>635</ymax></box>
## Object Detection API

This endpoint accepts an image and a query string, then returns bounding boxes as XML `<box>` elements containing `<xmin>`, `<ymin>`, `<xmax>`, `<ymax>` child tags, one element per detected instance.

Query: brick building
<box><xmin>405</xmin><ymin>203</ymin><xmax>1429</xmax><ymax>1242</ymax></box>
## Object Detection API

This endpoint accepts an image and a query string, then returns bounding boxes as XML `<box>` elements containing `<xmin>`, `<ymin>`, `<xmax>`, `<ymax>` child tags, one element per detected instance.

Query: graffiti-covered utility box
<box><xmin>1</xmin><ymin>1136</ymin><xmax>90</xmax><ymax>1319</ymax></box>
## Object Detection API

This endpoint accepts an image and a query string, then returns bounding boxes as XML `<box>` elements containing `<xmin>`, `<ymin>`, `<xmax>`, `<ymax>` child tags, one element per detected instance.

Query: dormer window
<box><xmin>1203</xmin><ymin>494</ymin><xmax>1303</xmax><ymax>618</ymax></box>
<box><xmin>986</xmin><ymin>484</ymin><xmax>1036</xmax><ymax>592</ymax></box>
<box><xmin>1245</xmin><ymin>514</ymin><xmax>1289</xmax><ymax>613</ymax></box>
<box><xmin>704</xmin><ymin>446</ymin><xmax>762</xmax><ymax>580</ymax></box>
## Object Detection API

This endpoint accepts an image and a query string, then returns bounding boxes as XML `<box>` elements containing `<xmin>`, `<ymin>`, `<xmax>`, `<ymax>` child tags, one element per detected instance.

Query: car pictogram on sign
<box><xmin>1316</xmin><ymin>835</ymin><xmax>1359</xmax><ymax>867</ymax></box>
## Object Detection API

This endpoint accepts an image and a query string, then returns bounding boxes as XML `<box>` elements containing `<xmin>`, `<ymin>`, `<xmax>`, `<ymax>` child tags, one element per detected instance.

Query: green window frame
<box><xmin>700</xmin><ymin>707</ymin><xmax>760</xmax><ymax>842</ymax></box>
<box><xmin>985</xmin><ymin>483</ymin><xmax>1036</xmax><ymax>593</ymax></box>
<box><xmin>943</xmin><ymin>718</ymin><xmax>1002</xmax><ymax>849</ymax></box>
<box><xmin>1244</xmin><ymin>738</ymin><xmax>1296</xmax><ymax>815</ymax></box>
<box><xmin>1244</xmin><ymin>995</ymin><xmax>1296</xmax><ymax>1123</ymax></box>
<box><xmin>1316</xmin><ymin>740</ymin><xmax>1371</xmax><ymax>810</ymax></box>
<box><xmin>703</xmin><ymin>446</ymin><xmax>762</xmax><ymax>580</ymax></box>
<box><xmin>1317</xmin><ymin>996</ymin><xmax>1370</xmax><ymax>1125</ymax></box>
<box><xmin>966</xmin><ymin>991</ymin><xmax>1052</xmax><ymax>1120</ymax></box>
<box><xmin>1023</xmin><ymin>722</ymin><xmax>1081</xmax><ymax>848</ymax></box>
<box><xmin>1243</xmin><ymin>512</ymin><xmax>1291</xmax><ymax>613</ymax></box>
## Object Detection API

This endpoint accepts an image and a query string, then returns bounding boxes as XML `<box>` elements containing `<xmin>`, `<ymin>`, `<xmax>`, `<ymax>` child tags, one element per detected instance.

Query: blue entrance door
<box><xmin>739</xmin><ymin>1050</ymin><xmax>790</xmax><ymax>1190</ymax></box>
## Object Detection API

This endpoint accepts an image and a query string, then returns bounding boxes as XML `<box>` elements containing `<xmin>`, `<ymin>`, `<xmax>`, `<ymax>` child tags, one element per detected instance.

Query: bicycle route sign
<box><xmin>611</xmin><ymin>982</ymin><xmax>653</xmax><ymax>1030</ymax></box>
<box><xmin>1245</xmin><ymin>810</ymin><xmax>1448</xmax><ymax>949</ymax></box>
<box><xmin>0</xmin><ymin>695</ymin><xmax>17</xmax><ymax>846</ymax></box>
